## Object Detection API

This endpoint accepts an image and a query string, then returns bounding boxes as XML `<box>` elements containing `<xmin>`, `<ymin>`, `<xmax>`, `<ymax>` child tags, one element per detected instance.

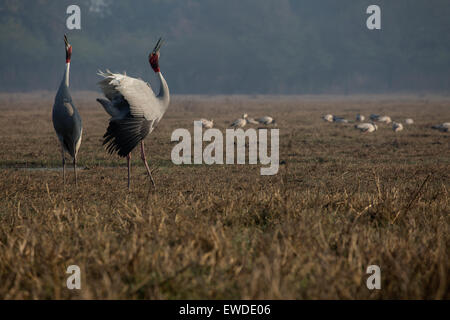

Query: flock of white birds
<box><xmin>197</xmin><ymin>112</ymin><xmax>449</xmax><ymax>134</ymax></box>
<box><xmin>323</xmin><ymin>113</ymin><xmax>449</xmax><ymax>133</ymax></box>
<box><xmin>198</xmin><ymin>114</ymin><xmax>276</xmax><ymax>129</ymax></box>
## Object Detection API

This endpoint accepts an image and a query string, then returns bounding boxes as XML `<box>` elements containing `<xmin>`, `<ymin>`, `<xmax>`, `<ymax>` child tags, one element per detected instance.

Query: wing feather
<box><xmin>103</xmin><ymin>118</ymin><xmax>153</xmax><ymax>157</ymax></box>
<box><xmin>97</xmin><ymin>70</ymin><xmax>163</xmax><ymax>122</ymax></box>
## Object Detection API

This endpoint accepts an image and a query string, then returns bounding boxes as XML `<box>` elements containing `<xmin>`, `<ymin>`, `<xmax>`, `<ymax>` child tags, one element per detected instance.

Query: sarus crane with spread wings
<box><xmin>96</xmin><ymin>38</ymin><xmax>169</xmax><ymax>190</ymax></box>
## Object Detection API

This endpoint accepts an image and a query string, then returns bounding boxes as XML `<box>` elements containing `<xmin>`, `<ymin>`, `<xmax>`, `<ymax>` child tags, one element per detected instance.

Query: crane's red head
<box><xmin>149</xmin><ymin>52</ymin><xmax>160</xmax><ymax>73</ymax></box>
<box><xmin>64</xmin><ymin>34</ymin><xmax>72</xmax><ymax>63</ymax></box>
<box><xmin>149</xmin><ymin>37</ymin><xmax>163</xmax><ymax>73</ymax></box>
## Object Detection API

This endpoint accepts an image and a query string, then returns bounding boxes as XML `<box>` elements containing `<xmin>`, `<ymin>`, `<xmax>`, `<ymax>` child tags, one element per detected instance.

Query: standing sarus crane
<box><xmin>96</xmin><ymin>38</ymin><xmax>169</xmax><ymax>189</ymax></box>
<box><xmin>52</xmin><ymin>34</ymin><xmax>83</xmax><ymax>186</ymax></box>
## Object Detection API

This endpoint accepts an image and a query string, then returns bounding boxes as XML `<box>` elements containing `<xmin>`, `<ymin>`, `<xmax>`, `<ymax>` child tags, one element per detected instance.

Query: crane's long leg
<box><xmin>73</xmin><ymin>157</ymin><xmax>77</xmax><ymax>187</ymax></box>
<box><xmin>60</xmin><ymin>144</ymin><xmax>66</xmax><ymax>186</ymax></box>
<box><xmin>140</xmin><ymin>141</ymin><xmax>156</xmax><ymax>188</ymax></box>
<box><xmin>127</xmin><ymin>153</ymin><xmax>131</xmax><ymax>190</ymax></box>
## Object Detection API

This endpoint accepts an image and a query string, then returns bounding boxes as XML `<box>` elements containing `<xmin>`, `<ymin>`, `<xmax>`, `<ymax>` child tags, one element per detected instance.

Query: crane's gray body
<box><xmin>97</xmin><ymin>70</ymin><xmax>169</xmax><ymax>157</ymax></box>
<box><xmin>53</xmin><ymin>67</ymin><xmax>82</xmax><ymax>159</ymax></box>
<box><xmin>95</xmin><ymin>38</ymin><xmax>168</xmax><ymax>189</ymax></box>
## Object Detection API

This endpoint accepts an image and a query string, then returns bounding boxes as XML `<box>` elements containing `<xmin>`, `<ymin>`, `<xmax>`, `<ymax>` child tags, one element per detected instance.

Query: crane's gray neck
<box><xmin>156</xmin><ymin>72</ymin><xmax>170</xmax><ymax>110</ymax></box>
<box><xmin>63</xmin><ymin>62</ymin><xmax>70</xmax><ymax>87</ymax></box>
<box><xmin>56</xmin><ymin>63</ymin><xmax>71</xmax><ymax>102</ymax></box>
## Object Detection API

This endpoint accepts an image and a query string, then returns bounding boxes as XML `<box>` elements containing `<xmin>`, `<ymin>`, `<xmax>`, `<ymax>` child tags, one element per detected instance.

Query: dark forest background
<box><xmin>0</xmin><ymin>0</ymin><xmax>449</xmax><ymax>94</ymax></box>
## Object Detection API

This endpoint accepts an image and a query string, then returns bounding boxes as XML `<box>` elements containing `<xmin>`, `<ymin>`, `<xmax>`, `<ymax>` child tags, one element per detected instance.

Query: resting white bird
<box><xmin>333</xmin><ymin>116</ymin><xmax>349</xmax><ymax>123</ymax></box>
<box><xmin>246</xmin><ymin>117</ymin><xmax>259</xmax><ymax>125</ymax></box>
<box><xmin>255</xmin><ymin>116</ymin><xmax>276</xmax><ymax>126</ymax></box>
<box><xmin>355</xmin><ymin>122</ymin><xmax>377</xmax><ymax>133</ymax></box>
<box><xmin>323</xmin><ymin>114</ymin><xmax>333</xmax><ymax>122</ymax></box>
<box><xmin>200</xmin><ymin>118</ymin><xmax>214</xmax><ymax>129</ymax></box>
<box><xmin>356</xmin><ymin>114</ymin><xmax>365</xmax><ymax>122</ymax></box>
<box><xmin>230</xmin><ymin>114</ymin><xmax>248</xmax><ymax>128</ymax></box>
<box><xmin>405</xmin><ymin>118</ymin><xmax>414</xmax><ymax>125</ymax></box>
<box><xmin>432</xmin><ymin>122</ymin><xmax>450</xmax><ymax>132</ymax></box>
<box><xmin>392</xmin><ymin>122</ymin><xmax>403</xmax><ymax>132</ymax></box>
<box><xmin>378</xmin><ymin>116</ymin><xmax>392</xmax><ymax>124</ymax></box>
<box><xmin>96</xmin><ymin>38</ymin><xmax>169</xmax><ymax>190</ymax></box>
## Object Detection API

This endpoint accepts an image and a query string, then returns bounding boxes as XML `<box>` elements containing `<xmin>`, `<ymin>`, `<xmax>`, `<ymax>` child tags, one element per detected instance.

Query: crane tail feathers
<box><xmin>103</xmin><ymin>118</ymin><xmax>152</xmax><ymax>157</ymax></box>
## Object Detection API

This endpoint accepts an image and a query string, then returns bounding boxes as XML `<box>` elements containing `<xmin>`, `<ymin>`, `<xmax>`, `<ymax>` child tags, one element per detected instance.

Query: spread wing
<box><xmin>97</xmin><ymin>70</ymin><xmax>163</xmax><ymax>122</ymax></box>
<box><xmin>97</xmin><ymin>70</ymin><xmax>163</xmax><ymax>157</ymax></box>
<box><xmin>103</xmin><ymin>118</ymin><xmax>155</xmax><ymax>157</ymax></box>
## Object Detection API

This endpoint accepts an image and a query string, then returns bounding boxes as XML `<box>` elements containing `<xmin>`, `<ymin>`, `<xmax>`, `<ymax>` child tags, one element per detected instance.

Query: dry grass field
<box><xmin>0</xmin><ymin>92</ymin><xmax>448</xmax><ymax>299</ymax></box>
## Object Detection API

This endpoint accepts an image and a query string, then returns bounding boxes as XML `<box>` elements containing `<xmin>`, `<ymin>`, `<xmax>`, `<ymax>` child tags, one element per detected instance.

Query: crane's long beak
<box><xmin>152</xmin><ymin>37</ymin><xmax>163</xmax><ymax>54</ymax></box>
<box><xmin>64</xmin><ymin>34</ymin><xmax>69</xmax><ymax>47</ymax></box>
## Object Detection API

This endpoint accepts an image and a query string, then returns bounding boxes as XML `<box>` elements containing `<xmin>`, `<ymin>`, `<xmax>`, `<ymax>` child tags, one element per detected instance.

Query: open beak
<box><xmin>152</xmin><ymin>37</ymin><xmax>163</xmax><ymax>55</ymax></box>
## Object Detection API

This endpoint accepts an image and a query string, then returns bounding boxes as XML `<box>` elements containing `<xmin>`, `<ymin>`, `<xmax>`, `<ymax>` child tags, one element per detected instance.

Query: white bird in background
<box><xmin>333</xmin><ymin>116</ymin><xmax>349</xmax><ymax>123</ymax></box>
<box><xmin>246</xmin><ymin>117</ymin><xmax>259</xmax><ymax>125</ymax></box>
<box><xmin>405</xmin><ymin>118</ymin><xmax>414</xmax><ymax>125</ymax></box>
<box><xmin>52</xmin><ymin>35</ymin><xmax>83</xmax><ymax>186</ymax></box>
<box><xmin>378</xmin><ymin>116</ymin><xmax>392</xmax><ymax>124</ymax></box>
<box><xmin>230</xmin><ymin>114</ymin><xmax>248</xmax><ymax>128</ymax></box>
<box><xmin>96</xmin><ymin>38</ymin><xmax>169</xmax><ymax>190</ymax></box>
<box><xmin>256</xmin><ymin>116</ymin><xmax>276</xmax><ymax>126</ymax></box>
<box><xmin>200</xmin><ymin>118</ymin><xmax>214</xmax><ymax>129</ymax></box>
<box><xmin>323</xmin><ymin>114</ymin><xmax>334</xmax><ymax>122</ymax></box>
<box><xmin>370</xmin><ymin>114</ymin><xmax>392</xmax><ymax>124</ymax></box>
<box><xmin>432</xmin><ymin>122</ymin><xmax>450</xmax><ymax>132</ymax></box>
<box><xmin>392</xmin><ymin>122</ymin><xmax>403</xmax><ymax>132</ymax></box>
<box><xmin>355</xmin><ymin>122</ymin><xmax>378</xmax><ymax>133</ymax></box>
<box><xmin>356</xmin><ymin>114</ymin><xmax>365</xmax><ymax>122</ymax></box>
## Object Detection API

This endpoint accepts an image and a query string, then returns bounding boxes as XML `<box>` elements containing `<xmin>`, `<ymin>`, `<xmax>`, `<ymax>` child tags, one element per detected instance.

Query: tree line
<box><xmin>0</xmin><ymin>0</ymin><xmax>449</xmax><ymax>94</ymax></box>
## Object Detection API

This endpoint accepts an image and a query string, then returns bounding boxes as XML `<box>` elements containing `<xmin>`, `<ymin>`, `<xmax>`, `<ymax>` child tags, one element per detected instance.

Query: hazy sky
<box><xmin>0</xmin><ymin>0</ymin><xmax>449</xmax><ymax>93</ymax></box>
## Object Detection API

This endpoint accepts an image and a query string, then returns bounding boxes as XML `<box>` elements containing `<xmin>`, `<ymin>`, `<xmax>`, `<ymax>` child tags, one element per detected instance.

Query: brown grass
<box><xmin>0</xmin><ymin>92</ymin><xmax>449</xmax><ymax>299</ymax></box>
